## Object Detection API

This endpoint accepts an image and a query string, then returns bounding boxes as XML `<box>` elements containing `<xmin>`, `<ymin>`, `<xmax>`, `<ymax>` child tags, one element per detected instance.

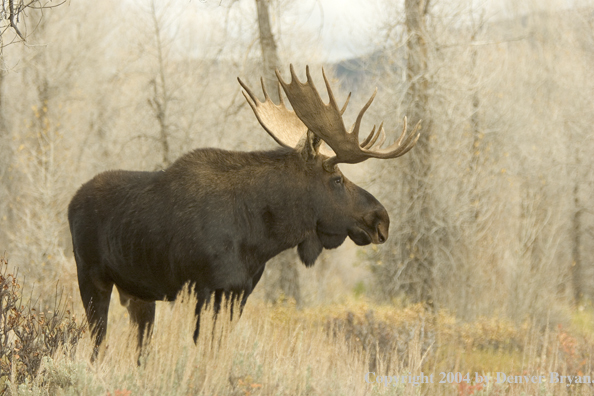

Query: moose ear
<box><xmin>296</xmin><ymin>130</ymin><xmax>319</xmax><ymax>162</ymax></box>
<box><xmin>296</xmin><ymin>130</ymin><xmax>336</xmax><ymax>164</ymax></box>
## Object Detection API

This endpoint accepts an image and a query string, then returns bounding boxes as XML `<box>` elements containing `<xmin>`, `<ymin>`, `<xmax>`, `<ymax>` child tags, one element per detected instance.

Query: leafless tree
<box><xmin>370</xmin><ymin>0</ymin><xmax>439</xmax><ymax>305</ymax></box>
<box><xmin>253</xmin><ymin>0</ymin><xmax>302</xmax><ymax>305</ymax></box>
<box><xmin>398</xmin><ymin>0</ymin><xmax>437</xmax><ymax>305</ymax></box>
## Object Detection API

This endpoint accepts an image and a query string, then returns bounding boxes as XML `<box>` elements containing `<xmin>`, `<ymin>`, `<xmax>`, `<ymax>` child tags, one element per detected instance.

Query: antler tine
<box><xmin>360</xmin><ymin>125</ymin><xmax>377</xmax><ymax>148</ymax></box>
<box><xmin>375</xmin><ymin>124</ymin><xmax>387</xmax><ymax>148</ymax></box>
<box><xmin>260</xmin><ymin>77</ymin><xmax>271</xmax><ymax>101</ymax></box>
<box><xmin>369</xmin><ymin>119</ymin><xmax>421</xmax><ymax>158</ymax></box>
<box><xmin>277</xmin><ymin>64</ymin><xmax>301</xmax><ymax>91</ymax></box>
<box><xmin>363</xmin><ymin>122</ymin><xmax>385</xmax><ymax>150</ymax></box>
<box><xmin>392</xmin><ymin>129</ymin><xmax>420</xmax><ymax>157</ymax></box>
<box><xmin>305</xmin><ymin>64</ymin><xmax>313</xmax><ymax>83</ymax></box>
<box><xmin>351</xmin><ymin>89</ymin><xmax>377</xmax><ymax>141</ymax></box>
<box><xmin>290</xmin><ymin>63</ymin><xmax>299</xmax><ymax>83</ymax></box>
<box><xmin>321</xmin><ymin>67</ymin><xmax>341</xmax><ymax>111</ymax></box>
<box><xmin>308</xmin><ymin>65</ymin><xmax>333</xmax><ymax>109</ymax></box>
<box><xmin>277</xmin><ymin>81</ymin><xmax>285</xmax><ymax>106</ymax></box>
<box><xmin>340</xmin><ymin>92</ymin><xmax>351</xmax><ymax>115</ymax></box>
<box><xmin>238</xmin><ymin>77</ymin><xmax>258</xmax><ymax>107</ymax></box>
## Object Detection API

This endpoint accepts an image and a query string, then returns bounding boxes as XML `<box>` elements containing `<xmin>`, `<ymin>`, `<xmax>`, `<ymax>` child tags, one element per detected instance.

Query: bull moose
<box><xmin>68</xmin><ymin>65</ymin><xmax>420</xmax><ymax>356</ymax></box>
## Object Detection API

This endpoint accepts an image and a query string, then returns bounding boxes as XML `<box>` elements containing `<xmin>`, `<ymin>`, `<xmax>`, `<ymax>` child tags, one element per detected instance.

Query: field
<box><xmin>2</xmin><ymin>256</ymin><xmax>594</xmax><ymax>396</ymax></box>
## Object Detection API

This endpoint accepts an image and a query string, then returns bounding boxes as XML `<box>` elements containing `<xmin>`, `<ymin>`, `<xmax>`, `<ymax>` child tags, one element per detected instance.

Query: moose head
<box><xmin>238</xmin><ymin>65</ymin><xmax>420</xmax><ymax>264</ymax></box>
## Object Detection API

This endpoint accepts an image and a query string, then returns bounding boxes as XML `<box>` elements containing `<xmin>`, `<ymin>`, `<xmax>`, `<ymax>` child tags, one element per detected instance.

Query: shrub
<box><xmin>0</xmin><ymin>255</ymin><xmax>86</xmax><ymax>394</ymax></box>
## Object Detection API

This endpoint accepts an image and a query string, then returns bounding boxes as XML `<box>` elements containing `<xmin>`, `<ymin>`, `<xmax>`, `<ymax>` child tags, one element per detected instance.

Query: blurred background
<box><xmin>1</xmin><ymin>0</ymin><xmax>593</xmax><ymax>329</ymax></box>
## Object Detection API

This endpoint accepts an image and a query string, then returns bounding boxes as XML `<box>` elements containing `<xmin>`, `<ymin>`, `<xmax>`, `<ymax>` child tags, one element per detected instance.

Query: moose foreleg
<box><xmin>127</xmin><ymin>299</ymin><xmax>156</xmax><ymax>350</ymax></box>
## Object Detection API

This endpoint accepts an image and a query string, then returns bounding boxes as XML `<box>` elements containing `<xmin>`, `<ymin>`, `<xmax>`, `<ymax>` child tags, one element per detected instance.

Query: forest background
<box><xmin>1</xmin><ymin>0</ymin><xmax>594</xmax><ymax>395</ymax></box>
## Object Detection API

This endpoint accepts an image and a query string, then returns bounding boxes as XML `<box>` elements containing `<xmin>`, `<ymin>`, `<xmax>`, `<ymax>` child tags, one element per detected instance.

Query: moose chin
<box><xmin>68</xmin><ymin>65</ymin><xmax>420</xmax><ymax>358</ymax></box>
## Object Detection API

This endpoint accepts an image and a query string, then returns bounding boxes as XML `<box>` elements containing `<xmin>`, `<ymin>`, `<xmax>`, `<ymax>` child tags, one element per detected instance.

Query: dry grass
<box><xmin>3</xmin><ymin>286</ymin><xmax>594</xmax><ymax>396</ymax></box>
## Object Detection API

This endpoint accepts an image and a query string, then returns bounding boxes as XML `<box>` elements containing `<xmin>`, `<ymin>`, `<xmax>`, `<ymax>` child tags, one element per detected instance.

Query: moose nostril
<box><xmin>377</xmin><ymin>225</ymin><xmax>386</xmax><ymax>243</ymax></box>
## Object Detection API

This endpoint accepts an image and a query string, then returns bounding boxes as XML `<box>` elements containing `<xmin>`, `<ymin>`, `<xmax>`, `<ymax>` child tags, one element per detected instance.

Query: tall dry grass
<box><xmin>3</xmin><ymin>283</ymin><xmax>594</xmax><ymax>396</ymax></box>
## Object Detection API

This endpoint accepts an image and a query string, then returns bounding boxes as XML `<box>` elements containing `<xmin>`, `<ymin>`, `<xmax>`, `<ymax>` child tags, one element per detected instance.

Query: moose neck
<box><xmin>238</xmin><ymin>149</ymin><xmax>319</xmax><ymax>264</ymax></box>
<box><xmin>172</xmin><ymin>147</ymin><xmax>320</xmax><ymax>267</ymax></box>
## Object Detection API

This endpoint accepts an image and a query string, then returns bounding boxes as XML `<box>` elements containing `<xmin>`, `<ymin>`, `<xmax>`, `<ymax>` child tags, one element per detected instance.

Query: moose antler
<box><xmin>238</xmin><ymin>76</ymin><xmax>345</xmax><ymax>157</ymax></box>
<box><xmin>276</xmin><ymin>65</ymin><xmax>421</xmax><ymax>171</ymax></box>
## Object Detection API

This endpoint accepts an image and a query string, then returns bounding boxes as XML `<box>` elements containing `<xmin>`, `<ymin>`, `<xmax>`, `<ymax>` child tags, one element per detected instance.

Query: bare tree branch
<box><xmin>1</xmin><ymin>0</ymin><xmax>66</xmax><ymax>48</ymax></box>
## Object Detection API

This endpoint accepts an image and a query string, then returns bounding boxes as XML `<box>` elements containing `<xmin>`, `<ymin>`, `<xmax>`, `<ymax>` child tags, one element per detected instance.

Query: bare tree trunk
<box><xmin>256</xmin><ymin>0</ymin><xmax>281</xmax><ymax>103</ymax></box>
<box><xmin>400</xmin><ymin>0</ymin><xmax>434</xmax><ymax>305</ymax></box>
<box><xmin>148</xmin><ymin>0</ymin><xmax>171</xmax><ymax>168</ymax></box>
<box><xmin>255</xmin><ymin>0</ymin><xmax>301</xmax><ymax>305</ymax></box>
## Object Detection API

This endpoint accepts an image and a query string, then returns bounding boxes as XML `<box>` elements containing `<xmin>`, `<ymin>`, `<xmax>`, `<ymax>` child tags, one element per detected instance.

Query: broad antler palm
<box><xmin>238</xmin><ymin>76</ymin><xmax>310</xmax><ymax>150</ymax></box>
